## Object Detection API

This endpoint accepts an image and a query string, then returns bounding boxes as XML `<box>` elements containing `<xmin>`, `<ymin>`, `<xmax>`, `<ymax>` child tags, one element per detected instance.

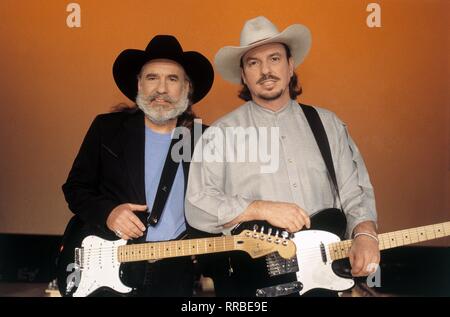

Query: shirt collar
<box><xmin>249</xmin><ymin>99</ymin><xmax>296</xmax><ymax>117</ymax></box>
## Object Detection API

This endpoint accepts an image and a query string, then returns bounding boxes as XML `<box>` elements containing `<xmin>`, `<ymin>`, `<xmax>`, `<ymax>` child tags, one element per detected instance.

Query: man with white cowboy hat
<box><xmin>62</xmin><ymin>35</ymin><xmax>214</xmax><ymax>296</ymax></box>
<box><xmin>186</xmin><ymin>16</ymin><xmax>379</xmax><ymax>296</ymax></box>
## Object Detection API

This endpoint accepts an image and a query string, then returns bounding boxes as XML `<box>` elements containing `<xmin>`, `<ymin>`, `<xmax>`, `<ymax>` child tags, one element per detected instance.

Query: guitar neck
<box><xmin>329</xmin><ymin>221</ymin><xmax>450</xmax><ymax>261</ymax></box>
<box><xmin>117</xmin><ymin>236</ymin><xmax>236</xmax><ymax>263</ymax></box>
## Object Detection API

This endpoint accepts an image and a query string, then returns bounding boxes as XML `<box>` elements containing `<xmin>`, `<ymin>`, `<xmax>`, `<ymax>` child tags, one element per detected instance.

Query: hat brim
<box><xmin>113</xmin><ymin>50</ymin><xmax>214</xmax><ymax>104</ymax></box>
<box><xmin>214</xmin><ymin>24</ymin><xmax>311</xmax><ymax>84</ymax></box>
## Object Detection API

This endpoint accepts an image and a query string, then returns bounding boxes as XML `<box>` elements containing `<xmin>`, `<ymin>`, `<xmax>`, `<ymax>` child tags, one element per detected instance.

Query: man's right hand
<box><xmin>106</xmin><ymin>203</ymin><xmax>148</xmax><ymax>240</ymax></box>
<box><xmin>252</xmin><ymin>201</ymin><xmax>311</xmax><ymax>233</ymax></box>
<box><xmin>224</xmin><ymin>200</ymin><xmax>311</xmax><ymax>233</ymax></box>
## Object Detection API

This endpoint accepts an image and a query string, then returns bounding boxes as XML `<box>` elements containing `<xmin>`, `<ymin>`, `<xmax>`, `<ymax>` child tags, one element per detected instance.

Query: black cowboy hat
<box><xmin>113</xmin><ymin>35</ymin><xmax>214</xmax><ymax>104</ymax></box>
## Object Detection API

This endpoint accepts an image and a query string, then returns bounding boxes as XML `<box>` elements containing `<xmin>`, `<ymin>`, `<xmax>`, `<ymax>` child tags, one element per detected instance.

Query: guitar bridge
<box><xmin>265</xmin><ymin>252</ymin><xmax>298</xmax><ymax>277</ymax></box>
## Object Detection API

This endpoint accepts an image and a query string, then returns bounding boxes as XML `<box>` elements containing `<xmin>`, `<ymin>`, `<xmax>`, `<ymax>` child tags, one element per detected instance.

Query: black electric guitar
<box><xmin>55</xmin><ymin>216</ymin><xmax>296</xmax><ymax>297</ymax></box>
<box><xmin>231</xmin><ymin>208</ymin><xmax>450</xmax><ymax>297</ymax></box>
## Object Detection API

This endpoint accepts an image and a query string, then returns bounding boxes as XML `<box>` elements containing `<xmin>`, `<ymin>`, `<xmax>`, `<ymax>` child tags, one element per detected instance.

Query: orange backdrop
<box><xmin>0</xmin><ymin>0</ymin><xmax>448</xmax><ymax>245</ymax></box>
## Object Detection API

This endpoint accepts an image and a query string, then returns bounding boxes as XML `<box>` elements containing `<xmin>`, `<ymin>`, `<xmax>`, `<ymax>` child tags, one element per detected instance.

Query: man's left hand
<box><xmin>349</xmin><ymin>234</ymin><xmax>380</xmax><ymax>276</ymax></box>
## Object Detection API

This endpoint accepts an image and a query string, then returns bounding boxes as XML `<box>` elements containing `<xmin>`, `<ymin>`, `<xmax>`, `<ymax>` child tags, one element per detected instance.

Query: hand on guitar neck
<box><xmin>224</xmin><ymin>200</ymin><xmax>311</xmax><ymax>233</ymax></box>
<box><xmin>349</xmin><ymin>221</ymin><xmax>380</xmax><ymax>277</ymax></box>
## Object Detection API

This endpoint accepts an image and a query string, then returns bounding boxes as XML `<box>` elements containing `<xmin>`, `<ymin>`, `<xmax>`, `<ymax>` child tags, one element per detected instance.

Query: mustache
<box><xmin>145</xmin><ymin>93</ymin><xmax>175</xmax><ymax>104</ymax></box>
<box><xmin>257</xmin><ymin>74</ymin><xmax>280</xmax><ymax>85</ymax></box>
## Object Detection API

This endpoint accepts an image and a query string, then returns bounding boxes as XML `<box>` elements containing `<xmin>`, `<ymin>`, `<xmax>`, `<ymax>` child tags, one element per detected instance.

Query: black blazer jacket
<box><xmin>62</xmin><ymin>108</ymin><xmax>204</xmax><ymax>238</ymax></box>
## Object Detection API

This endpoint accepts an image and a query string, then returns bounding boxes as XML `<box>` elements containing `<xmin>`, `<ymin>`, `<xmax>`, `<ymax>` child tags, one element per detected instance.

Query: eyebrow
<box><xmin>144</xmin><ymin>73</ymin><xmax>158</xmax><ymax>79</ymax></box>
<box><xmin>244</xmin><ymin>52</ymin><xmax>283</xmax><ymax>63</ymax></box>
<box><xmin>143</xmin><ymin>73</ymin><xmax>180</xmax><ymax>79</ymax></box>
<box><xmin>268</xmin><ymin>52</ymin><xmax>282</xmax><ymax>58</ymax></box>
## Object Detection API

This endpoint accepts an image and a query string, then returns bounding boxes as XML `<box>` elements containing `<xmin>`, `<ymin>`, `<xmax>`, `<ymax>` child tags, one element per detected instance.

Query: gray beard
<box><xmin>136</xmin><ymin>90</ymin><xmax>189</xmax><ymax>125</ymax></box>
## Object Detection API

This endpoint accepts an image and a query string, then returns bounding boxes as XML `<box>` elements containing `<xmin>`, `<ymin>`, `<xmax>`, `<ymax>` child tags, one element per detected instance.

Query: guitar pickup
<box><xmin>265</xmin><ymin>252</ymin><xmax>299</xmax><ymax>277</ymax></box>
<box><xmin>74</xmin><ymin>247</ymin><xmax>83</xmax><ymax>269</ymax></box>
<box><xmin>256</xmin><ymin>281</ymin><xmax>303</xmax><ymax>297</ymax></box>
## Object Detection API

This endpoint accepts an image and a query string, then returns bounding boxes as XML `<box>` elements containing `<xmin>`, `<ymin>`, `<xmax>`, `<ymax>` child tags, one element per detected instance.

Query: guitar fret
<box><xmin>410</xmin><ymin>229</ymin><xmax>419</xmax><ymax>244</ymax></box>
<box><xmin>425</xmin><ymin>226</ymin><xmax>436</xmax><ymax>240</ymax></box>
<box><xmin>434</xmin><ymin>223</ymin><xmax>445</xmax><ymax>238</ymax></box>
<box><xmin>417</xmin><ymin>227</ymin><xmax>426</xmax><ymax>242</ymax></box>
<box><xmin>445</xmin><ymin>222</ymin><xmax>450</xmax><ymax>235</ymax></box>
<box><xmin>389</xmin><ymin>232</ymin><xmax>397</xmax><ymax>247</ymax></box>
<box><xmin>395</xmin><ymin>231</ymin><xmax>404</xmax><ymax>247</ymax></box>
<box><xmin>401</xmin><ymin>229</ymin><xmax>410</xmax><ymax>245</ymax></box>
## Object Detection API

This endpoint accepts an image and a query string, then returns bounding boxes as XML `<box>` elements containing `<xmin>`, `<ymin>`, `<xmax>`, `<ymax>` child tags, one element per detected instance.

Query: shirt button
<box><xmin>288</xmin><ymin>159</ymin><xmax>293</xmax><ymax>163</ymax></box>
<box><xmin>293</xmin><ymin>183</ymin><xmax>297</xmax><ymax>188</ymax></box>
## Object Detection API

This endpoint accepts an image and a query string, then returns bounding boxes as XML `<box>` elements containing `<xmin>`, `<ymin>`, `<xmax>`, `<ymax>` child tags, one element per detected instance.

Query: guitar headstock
<box><xmin>234</xmin><ymin>229</ymin><xmax>296</xmax><ymax>259</ymax></box>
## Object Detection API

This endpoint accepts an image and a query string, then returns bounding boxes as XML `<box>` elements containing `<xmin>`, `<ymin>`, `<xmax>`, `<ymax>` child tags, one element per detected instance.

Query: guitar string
<box><xmin>78</xmin><ymin>228</ymin><xmax>442</xmax><ymax>259</ymax></box>
<box><xmin>77</xmin><ymin>234</ymin><xmax>439</xmax><ymax>264</ymax></box>
<box><xmin>78</xmin><ymin>243</ymin><xmax>335</xmax><ymax>263</ymax></box>
<box><xmin>78</xmin><ymin>229</ymin><xmax>443</xmax><ymax>259</ymax></box>
<box><xmin>78</xmin><ymin>227</ymin><xmax>436</xmax><ymax>256</ymax></box>
<box><xmin>76</xmin><ymin>225</ymin><xmax>449</xmax><ymax>261</ymax></box>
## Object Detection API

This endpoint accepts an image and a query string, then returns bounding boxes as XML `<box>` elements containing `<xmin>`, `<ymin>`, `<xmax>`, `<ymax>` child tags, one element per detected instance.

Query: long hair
<box><xmin>238</xmin><ymin>43</ymin><xmax>302</xmax><ymax>101</ymax></box>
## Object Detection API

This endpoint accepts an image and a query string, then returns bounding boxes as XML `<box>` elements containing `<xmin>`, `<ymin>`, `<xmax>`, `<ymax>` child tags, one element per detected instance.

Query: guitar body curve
<box><xmin>230</xmin><ymin>208</ymin><xmax>353</xmax><ymax>296</ymax></box>
<box><xmin>294</xmin><ymin>230</ymin><xmax>354</xmax><ymax>295</ymax></box>
<box><xmin>56</xmin><ymin>216</ymin><xmax>133</xmax><ymax>297</ymax></box>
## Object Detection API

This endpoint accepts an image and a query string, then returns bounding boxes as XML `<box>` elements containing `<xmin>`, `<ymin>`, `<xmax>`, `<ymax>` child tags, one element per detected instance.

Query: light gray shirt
<box><xmin>185</xmin><ymin>100</ymin><xmax>377</xmax><ymax>237</ymax></box>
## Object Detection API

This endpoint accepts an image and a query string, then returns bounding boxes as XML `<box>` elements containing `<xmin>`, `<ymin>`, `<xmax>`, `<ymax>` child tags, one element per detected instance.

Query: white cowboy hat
<box><xmin>214</xmin><ymin>16</ymin><xmax>312</xmax><ymax>83</ymax></box>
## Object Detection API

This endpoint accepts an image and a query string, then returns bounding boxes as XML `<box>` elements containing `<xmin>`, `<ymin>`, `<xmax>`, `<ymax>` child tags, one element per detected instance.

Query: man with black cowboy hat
<box><xmin>62</xmin><ymin>35</ymin><xmax>214</xmax><ymax>296</ymax></box>
<box><xmin>186</xmin><ymin>16</ymin><xmax>379</xmax><ymax>296</ymax></box>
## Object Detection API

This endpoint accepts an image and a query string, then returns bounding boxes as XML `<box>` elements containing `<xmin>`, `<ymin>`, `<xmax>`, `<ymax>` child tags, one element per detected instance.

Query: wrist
<box><xmin>250</xmin><ymin>200</ymin><xmax>265</xmax><ymax>220</ymax></box>
<box><xmin>353</xmin><ymin>221</ymin><xmax>377</xmax><ymax>236</ymax></box>
<box><xmin>353</xmin><ymin>232</ymin><xmax>379</xmax><ymax>243</ymax></box>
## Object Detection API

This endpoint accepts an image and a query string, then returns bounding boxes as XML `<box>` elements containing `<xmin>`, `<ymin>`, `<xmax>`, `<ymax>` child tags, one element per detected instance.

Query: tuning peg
<box><xmin>260</xmin><ymin>226</ymin><xmax>265</xmax><ymax>233</ymax></box>
<box><xmin>252</xmin><ymin>224</ymin><xmax>258</xmax><ymax>232</ymax></box>
<box><xmin>275</xmin><ymin>230</ymin><xmax>280</xmax><ymax>237</ymax></box>
<box><xmin>267</xmin><ymin>228</ymin><xmax>272</xmax><ymax>236</ymax></box>
<box><xmin>281</xmin><ymin>231</ymin><xmax>289</xmax><ymax>239</ymax></box>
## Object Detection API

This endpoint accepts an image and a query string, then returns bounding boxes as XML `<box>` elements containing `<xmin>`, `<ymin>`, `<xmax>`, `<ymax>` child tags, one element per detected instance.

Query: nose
<box><xmin>156</xmin><ymin>78</ymin><xmax>167</xmax><ymax>94</ymax></box>
<box><xmin>260</xmin><ymin>60</ymin><xmax>271</xmax><ymax>76</ymax></box>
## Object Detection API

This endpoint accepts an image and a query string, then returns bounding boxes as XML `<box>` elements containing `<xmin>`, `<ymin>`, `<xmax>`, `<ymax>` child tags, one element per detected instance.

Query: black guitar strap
<box><xmin>147</xmin><ymin>124</ymin><xmax>185</xmax><ymax>227</ymax></box>
<box><xmin>300</xmin><ymin>104</ymin><xmax>342</xmax><ymax>207</ymax></box>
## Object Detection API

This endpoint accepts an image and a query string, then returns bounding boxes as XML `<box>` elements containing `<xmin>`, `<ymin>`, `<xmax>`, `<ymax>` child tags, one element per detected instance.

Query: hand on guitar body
<box><xmin>226</xmin><ymin>200</ymin><xmax>380</xmax><ymax>283</ymax></box>
<box><xmin>349</xmin><ymin>221</ymin><xmax>380</xmax><ymax>277</ymax></box>
<box><xmin>106</xmin><ymin>203</ymin><xmax>148</xmax><ymax>240</ymax></box>
<box><xmin>224</xmin><ymin>200</ymin><xmax>311</xmax><ymax>233</ymax></box>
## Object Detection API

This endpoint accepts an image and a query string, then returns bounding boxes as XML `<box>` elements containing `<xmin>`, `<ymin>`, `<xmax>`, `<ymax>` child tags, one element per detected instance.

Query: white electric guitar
<box><xmin>56</xmin><ymin>216</ymin><xmax>296</xmax><ymax>297</ymax></box>
<box><xmin>232</xmin><ymin>208</ymin><xmax>450</xmax><ymax>296</ymax></box>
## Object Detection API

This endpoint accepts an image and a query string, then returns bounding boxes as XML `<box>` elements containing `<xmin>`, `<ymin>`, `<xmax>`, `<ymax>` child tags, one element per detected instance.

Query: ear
<box><xmin>184</xmin><ymin>76</ymin><xmax>190</xmax><ymax>90</ymax></box>
<box><xmin>241</xmin><ymin>69</ymin><xmax>247</xmax><ymax>85</ymax></box>
<box><xmin>288</xmin><ymin>57</ymin><xmax>294</xmax><ymax>77</ymax></box>
<box><xmin>137</xmin><ymin>75</ymin><xmax>142</xmax><ymax>92</ymax></box>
